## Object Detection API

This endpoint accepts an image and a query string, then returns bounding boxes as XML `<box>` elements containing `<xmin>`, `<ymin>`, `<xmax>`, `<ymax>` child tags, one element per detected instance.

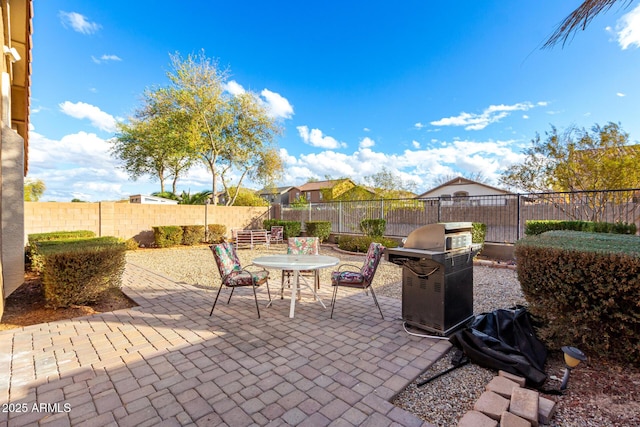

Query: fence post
<box><xmin>437</xmin><ymin>197</ymin><xmax>442</xmax><ymax>222</ymax></box>
<box><xmin>516</xmin><ymin>194</ymin><xmax>521</xmax><ymax>241</ymax></box>
<box><xmin>339</xmin><ymin>201</ymin><xmax>343</xmax><ymax>233</ymax></box>
<box><xmin>380</xmin><ymin>199</ymin><xmax>384</xmax><ymax>220</ymax></box>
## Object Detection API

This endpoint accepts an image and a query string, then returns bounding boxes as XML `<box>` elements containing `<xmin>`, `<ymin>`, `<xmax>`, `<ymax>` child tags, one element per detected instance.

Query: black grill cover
<box><xmin>449</xmin><ymin>307</ymin><xmax>548</xmax><ymax>387</ymax></box>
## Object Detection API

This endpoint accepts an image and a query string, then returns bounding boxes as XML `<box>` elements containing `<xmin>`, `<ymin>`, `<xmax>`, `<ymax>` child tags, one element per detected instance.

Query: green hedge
<box><xmin>305</xmin><ymin>221</ymin><xmax>332</xmax><ymax>242</ymax></box>
<box><xmin>207</xmin><ymin>224</ymin><xmax>227</xmax><ymax>243</ymax></box>
<box><xmin>28</xmin><ymin>230</ymin><xmax>96</xmax><ymax>244</ymax></box>
<box><xmin>35</xmin><ymin>237</ymin><xmax>127</xmax><ymax>308</ymax></box>
<box><xmin>360</xmin><ymin>219</ymin><xmax>386</xmax><ymax>237</ymax></box>
<box><xmin>152</xmin><ymin>226</ymin><xmax>183</xmax><ymax>248</ymax></box>
<box><xmin>182</xmin><ymin>225</ymin><xmax>205</xmax><ymax>246</ymax></box>
<box><xmin>263</xmin><ymin>220</ymin><xmax>301</xmax><ymax>239</ymax></box>
<box><xmin>337</xmin><ymin>235</ymin><xmax>399</xmax><ymax>253</ymax></box>
<box><xmin>515</xmin><ymin>231</ymin><xmax>640</xmax><ymax>364</ymax></box>
<box><xmin>525</xmin><ymin>220</ymin><xmax>637</xmax><ymax>236</ymax></box>
<box><xmin>472</xmin><ymin>222</ymin><xmax>486</xmax><ymax>244</ymax></box>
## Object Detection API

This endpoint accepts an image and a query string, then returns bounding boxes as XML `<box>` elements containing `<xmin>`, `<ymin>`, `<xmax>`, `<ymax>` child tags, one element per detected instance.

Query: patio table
<box><xmin>253</xmin><ymin>254</ymin><xmax>339</xmax><ymax>318</ymax></box>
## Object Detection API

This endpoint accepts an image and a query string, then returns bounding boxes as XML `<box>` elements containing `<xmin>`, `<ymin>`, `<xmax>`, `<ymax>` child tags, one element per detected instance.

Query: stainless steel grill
<box><xmin>385</xmin><ymin>222</ymin><xmax>482</xmax><ymax>336</ymax></box>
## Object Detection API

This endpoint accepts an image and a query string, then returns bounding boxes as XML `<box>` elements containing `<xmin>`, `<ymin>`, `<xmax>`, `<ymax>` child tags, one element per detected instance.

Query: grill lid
<box><xmin>402</xmin><ymin>222</ymin><xmax>473</xmax><ymax>251</ymax></box>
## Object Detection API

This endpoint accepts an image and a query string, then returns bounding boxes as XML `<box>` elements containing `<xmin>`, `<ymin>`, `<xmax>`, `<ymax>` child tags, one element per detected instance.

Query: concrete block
<box><xmin>474</xmin><ymin>391</ymin><xmax>510</xmax><ymax>421</ymax></box>
<box><xmin>486</xmin><ymin>376</ymin><xmax>520</xmax><ymax>398</ymax></box>
<box><xmin>458</xmin><ymin>410</ymin><xmax>498</xmax><ymax>427</ymax></box>
<box><xmin>500</xmin><ymin>410</ymin><xmax>531</xmax><ymax>427</ymax></box>
<box><xmin>499</xmin><ymin>370</ymin><xmax>527</xmax><ymax>387</ymax></box>
<box><xmin>510</xmin><ymin>387</ymin><xmax>539</xmax><ymax>427</ymax></box>
<box><xmin>538</xmin><ymin>396</ymin><xmax>557</xmax><ymax>425</ymax></box>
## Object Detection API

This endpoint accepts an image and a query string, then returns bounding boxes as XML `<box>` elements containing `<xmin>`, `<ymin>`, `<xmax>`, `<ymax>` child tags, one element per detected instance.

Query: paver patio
<box><xmin>0</xmin><ymin>262</ymin><xmax>450</xmax><ymax>426</ymax></box>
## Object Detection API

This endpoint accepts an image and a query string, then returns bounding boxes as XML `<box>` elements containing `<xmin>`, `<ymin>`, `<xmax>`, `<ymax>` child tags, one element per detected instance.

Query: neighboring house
<box><xmin>258</xmin><ymin>186</ymin><xmax>294</xmax><ymax>205</ymax></box>
<box><xmin>416</xmin><ymin>176</ymin><xmax>513</xmax><ymax>206</ymax></box>
<box><xmin>287</xmin><ymin>179</ymin><xmax>357</xmax><ymax>204</ymax></box>
<box><xmin>1</xmin><ymin>0</ymin><xmax>32</xmax><ymax>319</ymax></box>
<box><xmin>129</xmin><ymin>195</ymin><xmax>179</xmax><ymax>204</ymax></box>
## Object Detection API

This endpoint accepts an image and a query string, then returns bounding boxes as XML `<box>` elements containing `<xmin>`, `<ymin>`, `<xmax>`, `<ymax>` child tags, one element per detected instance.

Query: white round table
<box><xmin>252</xmin><ymin>255</ymin><xmax>339</xmax><ymax>318</ymax></box>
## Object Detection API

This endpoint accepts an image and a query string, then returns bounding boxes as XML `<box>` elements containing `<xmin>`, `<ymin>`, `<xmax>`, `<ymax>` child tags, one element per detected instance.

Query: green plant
<box><xmin>360</xmin><ymin>218</ymin><xmax>386</xmax><ymax>237</ymax></box>
<box><xmin>525</xmin><ymin>220</ymin><xmax>637</xmax><ymax>236</ymax></box>
<box><xmin>152</xmin><ymin>226</ymin><xmax>183</xmax><ymax>248</ymax></box>
<box><xmin>182</xmin><ymin>225</ymin><xmax>205</xmax><ymax>245</ymax></box>
<box><xmin>208</xmin><ymin>224</ymin><xmax>227</xmax><ymax>243</ymax></box>
<box><xmin>36</xmin><ymin>237</ymin><xmax>127</xmax><ymax>308</ymax></box>
<box><xmin>305</xmin><ymin>221</ymin><xmax>331</xmax><ymax>242</ymax></box>
<box><xmin>123</xmin><ymin>238</ymin><xmax>139</xmax><ymax>251</ymax></box>
<box><xmin>337</xmin><ymin>235</ymin><xmax>398</xmax><ymax>253</ymax></box>
<box><xmin>472</xmin><ymin>222</ymin><xmax>487</xmax><ymax>244</ymax></box>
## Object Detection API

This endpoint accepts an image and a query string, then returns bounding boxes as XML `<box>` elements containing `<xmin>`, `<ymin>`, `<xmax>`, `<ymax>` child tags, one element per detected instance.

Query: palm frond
<box><xmin>543</xmin><ymin>0</ymin><xmax>636</xmax><ymax>48</ymax></box>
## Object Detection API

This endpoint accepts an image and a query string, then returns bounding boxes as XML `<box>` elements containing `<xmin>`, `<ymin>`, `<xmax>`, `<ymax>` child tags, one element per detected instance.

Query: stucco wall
<box><xmin>24</xmin><ymin>202</ymin><xmax>270</xmax><ymax>246</ymax></box>
<box><xmin>1</xmin><ymin>126</ymin><xmax>25</xmax><ymax>311</ymax></box>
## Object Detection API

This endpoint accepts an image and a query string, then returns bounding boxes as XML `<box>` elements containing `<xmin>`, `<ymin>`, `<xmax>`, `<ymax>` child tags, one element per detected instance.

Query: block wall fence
<box><xmin>24</xmin><ymin>202</ymin><xmax>271</xmax><ymax>246</ymax></box>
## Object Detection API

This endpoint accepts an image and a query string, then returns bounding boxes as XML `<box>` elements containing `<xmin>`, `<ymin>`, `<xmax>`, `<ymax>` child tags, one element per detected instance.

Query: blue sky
<box><xmin>29</xmin><ymin>1</ymin><xmax>640</xmax><ymax>202</ymax></box>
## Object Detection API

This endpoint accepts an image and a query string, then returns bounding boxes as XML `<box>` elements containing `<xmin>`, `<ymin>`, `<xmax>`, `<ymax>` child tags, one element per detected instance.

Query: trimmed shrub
<box><xmin>360</xmin><ymin>218</ymin><xmax>386</xmax><ymax>238</ymax></box>
<box><xmin>337</xmin><ymin>235</ymin><xmax>399</xmax><ymax>253</ymax></box>
<box><xmin>28</xmin><ymin>230</ymin><xmax>96</xmax><ymax>244</ymax></box>
<box><xmin>208</xmin><ymin>224</ymin><xmax>227</xmax><ymax>243</ymax></box>
<box><xmin>152</xmin><ymin>226</ymin><xmax>183</xmax><ymax>248</ymax></box>
<box><xmin>525</xmin><ymin>220</ymin><xmax>637</xmax><ymax>236</ymax></box>
<box><xmin>263</xmin><ymin>220</ymin><xmax>301</xmax><ymax>239</ymax></box>
<box><xmin>305</xmin><ymin>221</ymin><xmax>332</xmax><ymax>242</ymax></box>
<box><xmin>515</xmin><ymin>231</ymin><xmax>640</xmax><ymax>364</ymax></box>
<box><xmin>123</xmin><ymin>238</ymin><xmax>139</xmax><ymax>251</ymax></box>
<box><xmin>35</xmin><ymin>237</ymin><xmax>127</xmax><ymax>308</ymax></box>
<box><xmin>472</xmin><ymin>222</ymin><xmax>487</xmax><ymax>244</ymax></box>
<box><xmin>182</xmin><ymin>225</ymin><xmax>205</xmax><ymax>246</ymax></box>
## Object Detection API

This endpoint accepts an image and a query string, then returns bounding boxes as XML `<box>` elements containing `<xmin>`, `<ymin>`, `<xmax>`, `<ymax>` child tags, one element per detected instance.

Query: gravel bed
<box><xmin>125</xmin><ymin>244</ymin><xmax>589</xmax><ymax>426</ymax></box>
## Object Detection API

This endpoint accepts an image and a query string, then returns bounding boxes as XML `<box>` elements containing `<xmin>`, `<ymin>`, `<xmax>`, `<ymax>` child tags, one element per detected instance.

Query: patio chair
<box><xmin>269</xmin><ymin>225</ymin><xmax>284</xmax><ymax>244</ymax></box>
<box><xmin>210</xmin><ymin>242</ymin><xmax>271</xmax><ymax>318</ymax></box>
<box><xmin>330</xmin><ymin>242</ymin><xmax>385</xmax><ymax>319</ymax></box>
<box><xmin>282</xmin><ymin>237</ymin><xmax>320</xmax><ymax>298</ymax></box>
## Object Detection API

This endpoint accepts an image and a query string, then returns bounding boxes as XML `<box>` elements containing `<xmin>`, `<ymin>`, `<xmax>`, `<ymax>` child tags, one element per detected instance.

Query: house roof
<box><xmin>416</xmin><ymin>176</ymin><xmax>512</xmax><ymax>198</ymax></box>
<box><xmin>258</xmin><ymin>186</ymin><xmax>294</xmax><ymax>195</ymax></box>
<box><xmin>296</xmin><ymin>179</ymin><xmax>354</xmax><ymax>192</ymax></box>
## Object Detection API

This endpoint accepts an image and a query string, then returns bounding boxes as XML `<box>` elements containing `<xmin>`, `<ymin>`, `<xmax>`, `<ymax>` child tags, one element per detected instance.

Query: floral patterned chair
<box><xmin>269</xmin><ymin>226</ymin><xmax>284</xmax><ymax>244</ymax></box>
<box><xmin>330</xmin><ymin>242</ymin><xmax>385</xmax><ymax>319</ymax></box>
<box><xmin>281</xmin><ymin>237</ymin><xmax>320</xmax><ymax>299</ymax></box>
<box><xmin>210</xmin><ymin>242</ymin><xmax>271</xmax><ymax>318</ymax></box>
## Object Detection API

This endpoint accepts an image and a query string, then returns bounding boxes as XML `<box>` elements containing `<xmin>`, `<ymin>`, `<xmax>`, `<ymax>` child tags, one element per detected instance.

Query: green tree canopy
<box><xmin>364</xmin><ymin>167</ymin><xmax>418</xmax><ymax>199</ymax></box>
<box><xmin>164</xmin><ymin>51</ymin><xmax>284</xmax><ymax>205</ymax></box>
<box><xmin>112</xmin><ymin>87</ymin><xmax>196</xmax><ymax>193</ymax></box>
<box><xmin>24</xmin><ymin>178</ymin><xmax>46</xmax><ymax>201</ymax></box>
<box><xmin>500</xmin><ymin>122</ymin><xmax>640</xmax><ymax>193</ymax></box>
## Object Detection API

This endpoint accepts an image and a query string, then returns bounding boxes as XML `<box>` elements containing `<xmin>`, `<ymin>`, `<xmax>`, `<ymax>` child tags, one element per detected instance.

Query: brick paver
<box><xmin>0</xmin><ymin>261</ymin><xmax>444</xmax><ymax>426</ymax></box>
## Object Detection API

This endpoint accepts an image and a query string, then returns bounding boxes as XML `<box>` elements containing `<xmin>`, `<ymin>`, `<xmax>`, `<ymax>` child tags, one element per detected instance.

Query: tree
<box><xmin>164</xmin><ymin>52</ymin><xmax>284</xmax><ymax>205</ymax></box>
<box><xmin>544</xmin><ymin>0</ymin><xmax>636</xmax><ymax>48</ymax></box>
<box><xmin>364</xmin><ymin>167</ymin><xmax>418</xmax><ymax>199</ymax></box>
<box><xmin>228</xmin><ymin>188</ymin><xmax>269</xmax><ymax>206</ymax></box>
<box><xmin>500</xmin><ymin>122</ymin><xmax>640</xmax><ymax>193</ymax></box>
<box><xmin>24</xmin><ymin>178</ymin><xmax>45</xmax><ymax>201</ymax></box>
<box><xmin>112</xmin><ymin>88</ymin><xmax>196</xmax><ymax>193</ymax></box>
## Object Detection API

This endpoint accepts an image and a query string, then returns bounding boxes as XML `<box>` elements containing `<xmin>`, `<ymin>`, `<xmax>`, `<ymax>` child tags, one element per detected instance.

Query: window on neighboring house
<box><xmin>319</xmin><ymin>192</ymin><xmax>323</xmax><ymax>200</ymax></box>
<box><xmin>306</xmin><ymin>191</ymin><xmax>311</xmax><ymax>200</ymax></box>
<box><xmin>453</xmin><ymin>191</ymin><xmax>469</xmax><ymax>204</ymax></box>
<box><xmin>441</xmin><ymin>194</ymin><xmax>451</xmax><ymax>200</ymax></box>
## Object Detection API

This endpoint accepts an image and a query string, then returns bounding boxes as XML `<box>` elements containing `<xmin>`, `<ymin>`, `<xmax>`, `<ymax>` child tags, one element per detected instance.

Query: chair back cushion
<box><xmin>210</xmin><ymin>242</ymin><xmax>241</xmax><ymax>278</ymax></box>
<box><xmin>270</xmin><ymin>226</ymin><xmax>284</xmax><ymax>240</ymax></box>
<box><xmin>287</xmin><ymin>237</ymin><xmax>319</xmax><ymax>255</ymax></box>
<box><xmin>361</xmin><ymin>242</ymin><xmax>385</xmax><ymax>283</ymax></box>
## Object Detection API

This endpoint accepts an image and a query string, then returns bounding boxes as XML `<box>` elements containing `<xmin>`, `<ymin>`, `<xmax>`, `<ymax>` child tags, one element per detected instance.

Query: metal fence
<box><xmin>280</xmin><ymin>189</ymin><xmax>640</xmax><ymax>243</ymax></box>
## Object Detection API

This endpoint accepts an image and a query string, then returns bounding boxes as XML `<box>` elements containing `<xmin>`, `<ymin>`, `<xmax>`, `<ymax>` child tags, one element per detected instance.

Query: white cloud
<box><xmin>522</xmin><ymin>114</ymin><xmax>529</xmax><ymax>119</ymax></box>
<box><xmin>59</xmin><ymin>101</ymin><xmax>117</xmax><ymax>133</ymax></box>
<box><xmin>430</xmin><ymin>102</ymin><xmax>542</xmax><ymax>130</ymax></box>
<box><xmin>224</xmin><ymin>80</ymin><xmax>245</xmax><ymax>96</ymax></box>
<box><xmin>363</xmin><ymin>127</ymin><xmax>371</xmax><ymax>132</ymax></box>
<box><xmin>414</xmin><ymin>122</ymin><xmax>425</xmax><ymax>129</ymax></box>
<box><xmin>59</xmin><ymin>11</ymin><xmax>101</xmax><ymax>35</ymax></box>
<box><xmin>278</xmin><ymin>136</ymin><xmax>523</xmax><ymax>193</ymax></box>
<box><xmin>412</xmin><ymin>140</ymin><xmax>420</xmax><ymax>149</ymax></box>
<box><xmin>91</xmin><ymin>54</ymin><xmax>122</xmax><ymax>64</ymax></box>
<box><xmin>296</xmin><ymin>126</ymin><xmax>346</xmax><ymax>149</ymax></box>
<box><xmin>261</xmin><ymin>89</ymin><xmax>294</xmax><ymax>120</ymax></box>
<box><xmin>617</xmin><ymin>92</ymin><xmax>626</xmax><ymax>97</ymax></box>
<box><xmin>359</xmin><ymin>137</ymin><xmax>375</xmax><ymax>149</ymax></box>
<box><xmin>616</xmin><ymin>4</ymin><xmax>640</xmax><ymax>49</ymax></box>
